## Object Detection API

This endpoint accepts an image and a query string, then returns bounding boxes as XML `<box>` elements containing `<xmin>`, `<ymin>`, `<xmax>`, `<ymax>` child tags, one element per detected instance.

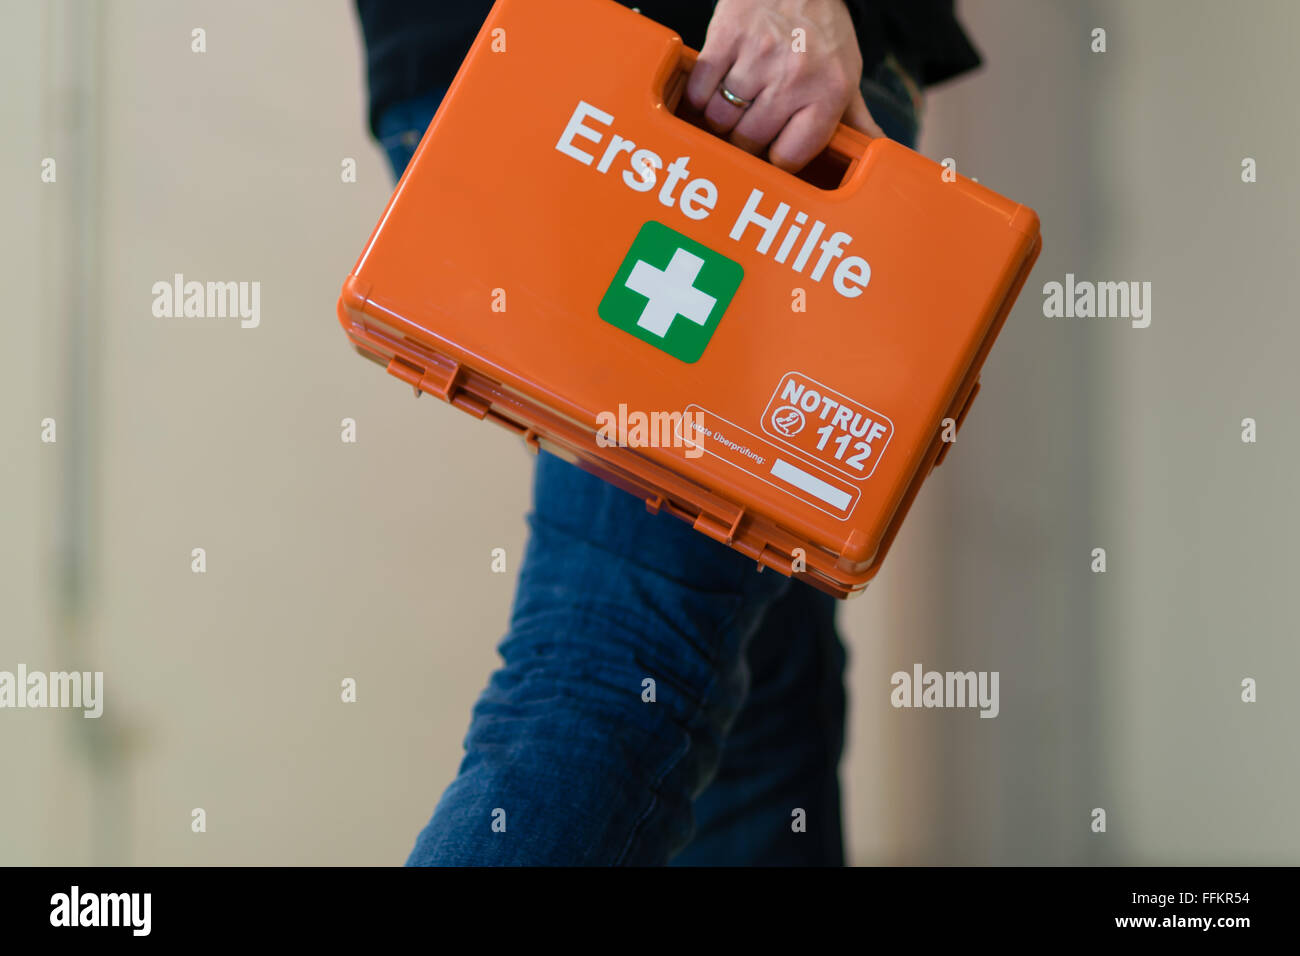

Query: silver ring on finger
<box><xmin>719</xmin><ymin>86</ymin><xmax>753</xmax><ymax>109</ymax></box>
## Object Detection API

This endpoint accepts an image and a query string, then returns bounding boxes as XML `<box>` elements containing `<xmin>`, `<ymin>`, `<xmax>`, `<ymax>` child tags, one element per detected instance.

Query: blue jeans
<box><xmin>381</xmin><ymin>63</ymin><xmax>919</xmax><ymax>866</ymax></box>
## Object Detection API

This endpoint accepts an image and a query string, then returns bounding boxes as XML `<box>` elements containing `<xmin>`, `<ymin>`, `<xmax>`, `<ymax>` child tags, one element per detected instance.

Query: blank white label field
<box><xmin>770</xmin><ymin>458</ymin><xmax>852</xmax><ymax>511</ymax></box>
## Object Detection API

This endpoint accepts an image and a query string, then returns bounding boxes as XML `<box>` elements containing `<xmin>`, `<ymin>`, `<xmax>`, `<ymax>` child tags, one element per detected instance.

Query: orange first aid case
<box><xmin>337</xmin><ymin>0</ymin><xmax>1041</xmax><ymax>598</ymax></box>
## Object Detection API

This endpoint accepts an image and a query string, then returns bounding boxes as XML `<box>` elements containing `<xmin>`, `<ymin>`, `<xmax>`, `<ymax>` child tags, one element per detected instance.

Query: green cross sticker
<box><xmin>598</xmin><ymin>221</ymin><xmax>744</xmax><ymax>363</ymax></box>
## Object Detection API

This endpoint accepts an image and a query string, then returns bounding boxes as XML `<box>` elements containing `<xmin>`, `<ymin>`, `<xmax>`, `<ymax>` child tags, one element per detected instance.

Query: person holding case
<box><xmin>354</xmin><ymin>0</ymin><xmax>980</xmax><ymax>866</ymax></box>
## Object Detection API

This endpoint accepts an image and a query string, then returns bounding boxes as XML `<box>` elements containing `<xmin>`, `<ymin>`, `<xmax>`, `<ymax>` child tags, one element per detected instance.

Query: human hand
<box><xmin>685</xmin><ymin>0</ymin><xmax>884</xmax><ymax>172</ymax></box>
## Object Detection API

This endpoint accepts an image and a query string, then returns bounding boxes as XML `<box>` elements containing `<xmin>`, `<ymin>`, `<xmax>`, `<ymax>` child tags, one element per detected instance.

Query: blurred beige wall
<box><xmin>841</xmin><ymin>0</ymin><xmax>1300</xmax><ymax>865</ymax></box>
<box><xmin>2</xmin><ymin>0</ymin><xmax>1297</xmax><ymax>865</ymax></box>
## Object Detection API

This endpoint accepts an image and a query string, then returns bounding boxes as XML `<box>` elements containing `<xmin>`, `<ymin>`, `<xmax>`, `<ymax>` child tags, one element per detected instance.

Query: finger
<box><xmin>842</xmin><ymin>89</ymin><xmax>886</xmax><ymax>140</ymax></box>
<box><xmin>728</xmin><ymin>86</ymin><xmax>792</xmax><ymax>156</ymax></box>
<box><xmin>703</xmin><ymin>72</ymin><xmax>763</xmax><ymax>137</ymax></box>
<box><xmin>685</xmin><ymin>25</ymin><xmax>738</xmax><ymax>111</ymax></box>
<box><xmin>767</xmin><ymin>102</ymin><xmax>840</xmax><ymax>173</ymax></box>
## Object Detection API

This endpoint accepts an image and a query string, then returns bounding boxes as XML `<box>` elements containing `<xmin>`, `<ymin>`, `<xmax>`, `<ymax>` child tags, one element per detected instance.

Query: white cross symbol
<box><xmin>624</xmin><ymin>248</ymin><xmax>717</xmax><ymax>338</ymax></box>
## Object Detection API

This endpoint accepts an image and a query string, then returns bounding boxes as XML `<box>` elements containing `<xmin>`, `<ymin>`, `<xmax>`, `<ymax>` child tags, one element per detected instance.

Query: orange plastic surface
<box><xmin>337</xmin><ymin>0</ymin><xmax>1042</xmax><ymax>598</ymax></box>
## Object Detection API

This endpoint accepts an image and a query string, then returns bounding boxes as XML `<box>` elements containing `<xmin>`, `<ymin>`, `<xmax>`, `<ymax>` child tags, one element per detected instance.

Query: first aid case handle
<box><xmin>666</xmin><ymin>46</ymin><xmax>876</xmax><ymax>192</ymax></box>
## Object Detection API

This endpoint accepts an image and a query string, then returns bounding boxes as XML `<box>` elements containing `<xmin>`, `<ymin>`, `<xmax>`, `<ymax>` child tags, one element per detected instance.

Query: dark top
<box><xmin>356</xmin><ymin>0</ymin><xmax>981</xmax><ymax>137</ymax></box>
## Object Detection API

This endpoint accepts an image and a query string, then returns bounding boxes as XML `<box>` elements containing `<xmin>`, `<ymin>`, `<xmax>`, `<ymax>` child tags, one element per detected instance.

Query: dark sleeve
<box><xmin>354</xmin><ymin>0</ymin><xmax>493</xmax><ymax>137</ymax></box>
<box><xmin>842</xmin><ymin>0</ymin><xmax>982</xmax><ymax>87</ymax></box>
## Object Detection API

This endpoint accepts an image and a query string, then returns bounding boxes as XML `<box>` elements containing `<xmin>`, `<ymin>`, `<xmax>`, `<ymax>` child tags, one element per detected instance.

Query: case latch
<box><xmin>416</xmin><ymin>360</ymin><xmax>463</xmax><ymax>403</ymax></box>
<box><xmin>692</xmin><ymin>504</ymin><xmax>745</xmax><ymax>545</ymax></box>
<box><xmin>756</xmin><ymin>545</ymin><xmax>796</xmax><ymax>577</ymax></box>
